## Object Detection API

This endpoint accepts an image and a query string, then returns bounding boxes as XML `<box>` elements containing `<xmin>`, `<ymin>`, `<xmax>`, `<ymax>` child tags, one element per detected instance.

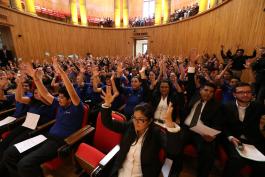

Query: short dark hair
<box><xmin>233</xmin><ymin>82</ymin><xmax>252</xmax><ymax>93</ymax></box>
<box><xmin>201</xmin><ymin>81</ymin><xmax>217</xmax><ymax>91</ymax></box>
<box><xmin>58</xmin><ymin>86</ymin><xmax>70</xmax><ymax>99</ymax></box>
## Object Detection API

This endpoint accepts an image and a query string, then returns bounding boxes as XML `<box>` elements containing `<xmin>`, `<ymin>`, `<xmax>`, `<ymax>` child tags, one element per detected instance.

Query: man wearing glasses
<box><xmin>222</xmin><ymin>82</ymin><xmax>265</xmax><ymax>177</ymax></box>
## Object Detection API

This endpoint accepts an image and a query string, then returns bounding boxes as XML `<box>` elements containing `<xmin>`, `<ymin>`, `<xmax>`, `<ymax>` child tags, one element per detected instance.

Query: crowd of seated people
<box><xmin>98</xmin><ymin>17</ymin><xmax>114</xmax><ymax>27</ymax></box>
<box><xmin>169</xmin><ymin>3</ymin><xmax>199</xmax><ymax>22</ymax></box>
<box><xmin>129</xmin><ymin>16</ymin><xmax>155</xmax><ymax>27</ymax></box>
<box><xmin>0</xmin><ymin>45</ymin><xmax>264</xmax><ymax>177</ymax></box>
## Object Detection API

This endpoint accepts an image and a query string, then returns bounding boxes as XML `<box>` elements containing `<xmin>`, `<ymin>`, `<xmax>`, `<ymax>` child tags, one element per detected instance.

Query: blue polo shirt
<box><xmin>48</xmin><ymin>98</ymin><xmax>84</xmax><ymax>138</ymax></box>
<box><xmin>74</xmin><ymin>83</ymin><xmax>90</xmax><ymax>102</ymax></box>
<box><xmin>85</xmin><ymin>83</ymin><xmax>102</xmax><ymax>105</ymax></box>
<box><xmin>8</xmin><ymin>92</ymin><xmax>32</xmax><ymax>118</ymax></box>
<box><xmin>123</xmin><ymin>87</ymin><xmax>144</xmax><ymax>118</ymax></box>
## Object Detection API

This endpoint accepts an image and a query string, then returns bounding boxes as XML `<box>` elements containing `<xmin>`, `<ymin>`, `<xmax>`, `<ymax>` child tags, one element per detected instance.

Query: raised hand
<box><xmin>0</xmin><ymin>74</ymin><xmax>9</xmax><ymax>89</ymax></box>
<box><xmin>35</xmin><ymin>68</ymin><xmax>44</xmax><ymax>79</ymax></box>
<box><xmin>52</xmin><ymin>56</ymin><xmax>63</xmax><ymax>74</ymax></box>
<box><xmin>164</xmin><ymin>102</ymin><xmax>175</xmax><ymax>128</ymax></box>
<box><xmin>117</xmin><ymin>62</ymin><xmax>123</xmax><ymax>74</ymax></box>
<box><xmin>101</xmin><ymin>86</ymin><xmax>115</xmax><ymax>107</ymax></box>
<box><xmin>24</xmin><ymin>62</ymin><xmax>35</xmax><ymax>78</ymax></box>
<box><xmin>189</xmin><ymin>48</ymin><xmax>200</xmax><ymax>64</ymax></box>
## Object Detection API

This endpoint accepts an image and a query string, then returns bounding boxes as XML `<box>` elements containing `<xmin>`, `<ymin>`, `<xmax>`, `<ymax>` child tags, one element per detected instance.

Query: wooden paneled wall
<box><xmin>0</xmin><ymin>0</ymin><xmax>264</xmax><ymax>61</ymax></box>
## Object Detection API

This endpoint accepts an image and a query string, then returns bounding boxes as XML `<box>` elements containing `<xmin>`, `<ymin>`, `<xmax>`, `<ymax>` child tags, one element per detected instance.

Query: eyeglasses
<box><xmin>131</xmin><ymin>115</ymin><xmax>148</xmax><ymax>124</ymax></box>
<box><xmin>235</xmin><ymin>91</ymin><xmax>252</xmax><ymax>95</ymax></box>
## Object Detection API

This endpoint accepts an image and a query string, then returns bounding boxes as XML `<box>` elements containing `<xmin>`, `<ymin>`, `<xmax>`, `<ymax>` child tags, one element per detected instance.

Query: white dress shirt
<box><xmin>184</xmin><ymin>100</ymin><xmax>207</xmax><ymax>126</ymax></box>
<box><xmin>118</xmin><ymin>130</ymin><xmax>148</xmax><ymax>177</ymax></box>
<box><xmin>154</xmin><ymin>96</ymin><xmax>169</xmax><ymax>122</ymax></box>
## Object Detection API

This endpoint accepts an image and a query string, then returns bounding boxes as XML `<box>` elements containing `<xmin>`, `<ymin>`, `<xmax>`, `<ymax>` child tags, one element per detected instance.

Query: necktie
<box><xmin>190</xmin><ymin>101</ymin><xmax>203</xmax><ymax>127</ymax></box>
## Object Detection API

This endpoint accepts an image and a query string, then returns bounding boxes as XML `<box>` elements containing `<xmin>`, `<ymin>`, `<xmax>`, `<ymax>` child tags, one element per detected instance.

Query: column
<box><xmin>79</xmin><ymin>0</ymin><xmax>87</xmax><ymax>26</ymax></box>
<box><xmin>10</xmin><ymin>0</ymin><xmax>23</xmax><ymax>11</ymax></box>
<box><xmin>122</xmin><ymin>0</ymin><xmax>129</xmax><ymax>27</ymax></box>
<box><xmin>163</xmin><ymin>0</ymin><xmax>170</xmax><ymax>24</ymax></box>
<box><xmin>199</xmin><ymin>0</ymin><xmax>208</xmax><ymax>13</ymax></box>
<box><xmin>25</xmin><ymin>0</ymin><xmax>36</xmax><ymax>15</ymax></box>
<box><xmin>209</xmin><ymin>0</ymin><xmax>217</xmax><ymax>8</ymax></box>
<box><xmin>114</xmin><ymin>0</ymin><xmax>121</xmax><ymax>27</ymax></box>
<box><xmin>70</xmin><ymin>0</ymin><xmax>78</xmax><ymax>25</ymax></box>
<box><xmin>155</xmin><ymin>0</ymin><xmax>162</xmax><ymax>25</ymax></box>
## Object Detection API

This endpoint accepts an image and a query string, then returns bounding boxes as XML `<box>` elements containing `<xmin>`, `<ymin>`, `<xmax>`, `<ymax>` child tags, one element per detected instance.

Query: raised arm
<box><xmin>110</xmin><ymin>72</ymin><xmax>119</xmax><ymax>98</ymax></box>
<box><xmin>52</xmin><ymin>57</ymin><xmax>80</xmax><ymax>106</ymax></box>
<box><xmin>15</xmin><ymin>74</ymin><xmax>31</xmax><ymax>104</ymax></box>
<box><xmin>91</xmin><ymin>67</ymin><xmax>102</xmax><ymax>93</ymax></box>
<box><xmin>101</xmin><ymin>86</ymin><xmax>128</xmax><ymax>133</ymax></box>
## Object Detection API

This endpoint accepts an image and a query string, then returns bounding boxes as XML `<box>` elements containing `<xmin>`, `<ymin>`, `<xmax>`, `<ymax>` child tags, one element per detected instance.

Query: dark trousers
<box><xmin>1</xmin><ymin>134</ymin><xmax>65</xmax><ymax>177</ymax></box>
<box><xmin>170</xmin><ymin>126</ymin><xmax>216</xmax><ymax>177</ymax></box>
<box><xmin>222</xmin><ymin>141</ymin><xmax>265</xmax><ymax>177</ymax></box>
<box><xmin>0</xmin><ymin>126</ymin><xmax>31</xmax><ymax>160</ymax></box>
<box><xmin>0</xmin><ymin>126</ymin><xmax>31</xmax><ymax>176</ymax></box>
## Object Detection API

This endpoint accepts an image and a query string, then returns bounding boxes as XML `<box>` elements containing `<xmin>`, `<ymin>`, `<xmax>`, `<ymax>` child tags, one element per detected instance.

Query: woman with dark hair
<box><xmin>101</xmin><ymin>86</ymin><xmax>180</xmax><ymax>177</ymax></box>
<box><xmin>151</xmin><ymin>79</ymin><xmax>185</xmax><ymax>124</ymax></box>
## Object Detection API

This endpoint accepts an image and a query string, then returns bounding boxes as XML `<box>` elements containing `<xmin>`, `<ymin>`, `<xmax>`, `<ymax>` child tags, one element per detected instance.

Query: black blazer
<box><xmin>223</xmin><ymin>101</ymin><xmax>265</xmax><ymax>153</ymax></box>
<box><xmin>101</xmin><ymin>107</ymin><xmax>179</xmax><ymax>177</ymax></box>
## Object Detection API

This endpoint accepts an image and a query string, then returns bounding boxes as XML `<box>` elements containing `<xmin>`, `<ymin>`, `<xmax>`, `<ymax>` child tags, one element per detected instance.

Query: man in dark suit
<box><xmin>222</xmin><ymin>82</ymin><xmax>265</xmax><ymax>177</ymax></box>
<box><xmin>0</xmin><ymin>45</ymin><xmax>13</xmax><ymax>67</ymax></box>
<box><xmin>170</xmin><ymin>57</ymin><xmax>224</xmax><ymax>177</ymax></box>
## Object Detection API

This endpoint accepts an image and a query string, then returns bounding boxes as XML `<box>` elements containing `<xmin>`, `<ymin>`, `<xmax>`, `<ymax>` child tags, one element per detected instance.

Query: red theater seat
<box><xmin>75</xmin><ymin>111</ymin><xmax>126</xmax><ymax>175</ymax></box>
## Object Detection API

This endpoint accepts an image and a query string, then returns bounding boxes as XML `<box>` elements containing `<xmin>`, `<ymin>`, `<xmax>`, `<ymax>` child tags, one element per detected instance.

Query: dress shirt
<box><xmin>118</xmin><ymin>129</ymin><xmax>148</xmax><ymax>177</ymax></box>
<box><xmin>185</xmin><ymin>100</ymin><xmax>207</xmax><ymax>126</ymax></box>
<box><xmin>154</xmin><ymin>96</ymin><xmax>168</xmax><ymax>122</ymax></box>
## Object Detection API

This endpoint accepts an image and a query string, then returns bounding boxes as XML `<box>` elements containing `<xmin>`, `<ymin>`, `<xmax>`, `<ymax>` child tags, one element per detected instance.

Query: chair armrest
<box><xmin>117</xmin><ymin>104</ymin><xmax>125</xmax><ymax>112</ymax></box>
<box><xmin>64</xmin><ymin>125</ymin><xmax>94</xmax><ymax>145</ymax></box>
<box><xmin>28</xmin><ymin>119</ymin><xmax>56</xmax><ymax>137</ymax></box>
<box><xmin>0</xmin><ymin>107</ymin><xmax>16</xmax><ymax>119</ymax></box>
<box><xmin>0</xmin><ymin>116</ymin><xmax>26</xmax><ymax>134</ymax></box>
<box><xmin>8</xmin><ymin>116</ymin><xmax>26</xmax><ymax>129</ymax></box>
<box><xmin>91</xmin><ymin>145</ymin><xmax>120</xmax><ymax>177</ymax></box>
<box><xmin>57</xmin><ymin>125</ymin><xmax>95</xmax><ymax>158</ymax></box>
<box><xmin>99</xmin><ymin>145</ymin><xmax>120</xmax><ymax>166</ymax></box>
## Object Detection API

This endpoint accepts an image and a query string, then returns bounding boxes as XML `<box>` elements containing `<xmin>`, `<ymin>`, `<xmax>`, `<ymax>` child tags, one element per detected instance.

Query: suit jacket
<box><xmin>223</xmin><ymin>101</ymin><xmax>265</xmax><ymax>153</ymax></box>
<box><xmin>101</xmin><ymin>107</ymin><xmax>179</xmax><ymax>177</ymax></box>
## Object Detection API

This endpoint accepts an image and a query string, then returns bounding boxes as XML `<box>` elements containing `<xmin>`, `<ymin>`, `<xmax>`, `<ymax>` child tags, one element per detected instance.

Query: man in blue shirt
<box><xmin>1</xmin><ymin>58</ymin><xmax>84</xmax><ymax>177</ymax></box>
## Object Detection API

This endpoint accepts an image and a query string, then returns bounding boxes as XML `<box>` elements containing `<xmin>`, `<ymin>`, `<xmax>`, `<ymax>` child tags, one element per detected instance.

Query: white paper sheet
<box><xmin>0</xmin><ymin>116</ymin><xmax>16</xmax><ymax>127</ymax></box>
<box><xmin>190</xmin><ymin>123</ymin><xmax>221</xmax><ymax>136</ymax></box>
<box><xmin>161</xmin><ymin>158</ymin><xmax>173</xmax><ymax>177</ymax></box>
<box><xmin>14</xmin><ymin>134</ymin><xmax>47</xmax><ymax>153</ymax></box>
<box><xmin>22</xmin><ymin>112</ymin><xmax>40</xmax><ymax>130</ymax></box>
<box><xmin>236</xmin><ymin>143</ymin><xmax>265</xmax><ymax>162</ymax></box>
